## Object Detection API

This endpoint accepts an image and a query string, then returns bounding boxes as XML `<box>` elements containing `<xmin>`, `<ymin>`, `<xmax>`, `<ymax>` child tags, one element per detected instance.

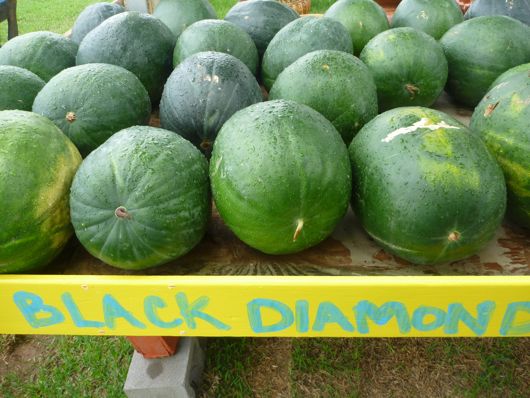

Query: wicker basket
<box><xmin>279</xmin><ymin>0</ymin><xmax>311</xmax><ymax>15</ymax></box>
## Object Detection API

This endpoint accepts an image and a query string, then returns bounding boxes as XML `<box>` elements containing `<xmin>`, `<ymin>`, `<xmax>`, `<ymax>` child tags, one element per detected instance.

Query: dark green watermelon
<box><xmin>0</xmin><ymin>32</ymin><xmax>78</xmax><ymax>81</ymax></box>
<box><xmin>153</xmin><ymin>0</ymin><xmax>217</xmax><ymax>39</ymax></box>
<box><xmin>70</xmin><ymin>126</ymin><xmax>210</xmax><ymax>270</ymax></box>
<box><xmin>440</xmin><ymin>15</ymin><xmax>530</xmax><ymax>107</ymax></box>
<box><xmin>324</xmin><ymin>0</ymin><xmax>389</xmax><ymax>55</ymax></box>
<box><xmin>76</xmin><ymin>11</ymin><xmax>175</xmax><ymax>104</ymax></box>
<box><xmin>470</xmin><ymin>64</ymin><xmax>530</xmax><ymax>228</ymax></box>
<box><xmin>71</xmin><ymin>2</ymin><xmax>125</xmax><ymax>44</ymax></box>
<box><xmin>173</xmin><ymin>19</ymin><xmax>258</xmax><ymax>75</ymax></box>
<box><xmin>465</xmin><ymin>0</ymin><xmax>530</xmax><ymax>25</ymax></box>
<box><xmin>224</xmin><ymin>0</ymin><xmax>299</xmax><ymax>58</ymax></box>
<box><xmin>210</xmin><ymin>99</ymin><xmax>352</xmax><ymax>255</ymax></box>
<box><xmin>262</xmin><ymin>16</ymin><xmax>353</xmax><ymax>90</ymax></box>
<box><xmin>360</xmin><ymin>27</ymin><xmax>448</xmax><ymax>111</ymax></box>
<box><xmin>349</xmin><ymin>107</ymin><xmax>506</xmax><ymax>265</ymax></box>
<box><xmin>0</xmin><ymin>65</ymin><xmax>45</xmax><ymax>111</ymax></box>
<box><xmin>391</xmin><ymin>0</ymin><xmax>464</xmax><ymax>39</ymax></box>
<box><xmin>269</xmin><ymin>49</ymin><xmax>378</xmax><ymax>145</ymax></box>
<box><xmin>160</xmin><ymin>51</ymin><xmax>262</xmax><ymax>153</ymax></box>
<box><xmin>33</xmin><ymin>64</ymin><xmax>151</xmax><ymax>157</ymax></box>
<box><xmin>0</xmin><ymin>110</ymin><xmax>81</xmax><ymax>273</ymax></box>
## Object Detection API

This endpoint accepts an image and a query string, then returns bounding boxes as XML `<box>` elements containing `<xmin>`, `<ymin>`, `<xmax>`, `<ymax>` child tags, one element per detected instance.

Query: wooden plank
<box><xmin>0</xmin><ymin>275</ymin><xmax>528</xmax><ymax>337</ymax></box>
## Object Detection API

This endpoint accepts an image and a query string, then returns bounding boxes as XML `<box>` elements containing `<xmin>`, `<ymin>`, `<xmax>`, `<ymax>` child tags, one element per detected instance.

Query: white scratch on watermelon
<box><xmin>381</xmin><ymin>118</ymin><xmax>460</xmax><ymax>143</ymax></box>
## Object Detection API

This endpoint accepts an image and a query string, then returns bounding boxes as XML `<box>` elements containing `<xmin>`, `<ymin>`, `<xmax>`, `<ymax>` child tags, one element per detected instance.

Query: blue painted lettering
<box><xmin>295</xmin><ymin>300</ymin><xmax>309</xmax><ymax>333</ymax></box>
<box><xmin>103</xmin><ymin>294</ymin><xmax>146</xmax><ymax>329</ymax></box>
<box><xmin>13</xmin><ymin>291</ymin><xmax>64</xmax><ymax>328</ymax></box>
<box><xmin>176</xmin><ymin>293</ymin><xmax>230</xmax><ymax>330</ymax></box>
<box><xmin>61</xmin><ymin>293</ymin><xmax>104</xmax><ymax>328</ymax></box>
<box><xmin>500</xmin><ymin>302</ymin><xmax>530</xmax><ymax>336</ymax></box>
<box><xmin>444</xmin><ymin>301</ymin><xmax>495</xmax><ymax>336</ymax></box>
<box><xmin>412</xmin><ymin>306</ymin><xmax>445</xmax><ymax>332</ymax></box>
<box><xmin>247</xmin><ymin>298</ymin><xmax>294</xmax><ymax>333</ymax></box>
<box><xmin>312</xmin><ymin>302</ymin><xmax>354</xmax><ymax>332</ymax></box>
<box><xmin>144</xmin><ymin>296</ymin><xmax>183</xmax><ymax>329</ymax></box>
<box><xmin>354</xmin><ymin>301</ymin><xmax>411</xmax><ymax>334</ymax></box>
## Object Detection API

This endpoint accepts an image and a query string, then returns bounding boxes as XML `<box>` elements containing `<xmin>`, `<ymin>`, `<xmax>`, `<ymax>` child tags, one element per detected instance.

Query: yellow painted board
<box><xmin>0</xmin><ymin>275</ymin><xmax>529</xmax><ymax>337</ymax></box>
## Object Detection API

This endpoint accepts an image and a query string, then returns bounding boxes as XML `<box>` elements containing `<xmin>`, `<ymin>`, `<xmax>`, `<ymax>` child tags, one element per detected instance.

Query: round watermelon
<box><xmin>470</xmin><ymin>64</ymin><xmax>530</xmax><ymax>228</ymax></box>
<box><xmin>440</xmin><ymin>15</ymin><xmax>530</xmax><ymax>108</ymax></box>
<box><xmin>360</xmin><ymin>27</ymin><xmax>448</xmax><ymax>111</ymax></box>
<box><xmin>0</xmin><ymin>32</ymin><xmax>78</xmax><ymax>82</ymax></box>
<box><xmin>210</xmin><ymin>100</ymin><xmax>352</xmax><ymax>255</ymax></box>
<box><xmin>33</xmin><ymin>64</ymin><xmax>151</xmax><ymax>157</ymax></box>
<box><xmin>391</xmin><ymin>0</ymin><xmax>464</xmax><ymax>39</ymax></box>
<box><xmin>262</xmin><ymin>16</ymin><xmax>353</xmax><ymax>90</ymax></box>
<box><xmin>349</xmin><ymin>107</ymin><xmax>506</xmax><ymax>265</ymax></box>
<box><xmin>0</xmin><ymin>65</ymin><xmax>45</xmax><ymax>111</ymax></box>
<box><xmin>153</xmin><ymin>0</ymin><xmax>217</xmax><ymax>39</ymax></box>
<box><xmin>70</xmin><ymin>126</ymin><xmax>210</xmax><ymax>270</ymax></box>
<box><xmin>324</xmin><ymin>0</ymin><xmax>389</xmax><ymax>55</ymax></box>
<box><xmin>269</xmin><ymin>50</ymin><xmax>378</xmax><ymax>145</ymax></box>
<box><xmin>76</xmin><ymin>11</ymin><xmax>175</xmax><ymax>104</ymax></box>
<box><xmin>160</xmin><ymin>51</ymin><xmax>262</xmax><ymax>153</ymax></box>
<box><xmin>224</xmin><ymin>0</ymin><xmax>299</xmax><ymax>58</ymax></box>
<box><xmin>71</xmin><ymin>2</ymin><xmax>125</xmax><ymax>44</ymax></box>
<box><xmin>465</xmin><ymin>0</ymin><xmax>530</xmax><ymax>26</ymax></box>
<box><xmin>173</xmin><ymin>19</ymin><xmax>259</xmax><ymax>75</ymax></box>
<box><xmin>0</xmin><ymin>111</ymin><xmax>82</xmax><ymax>273</ymax></box>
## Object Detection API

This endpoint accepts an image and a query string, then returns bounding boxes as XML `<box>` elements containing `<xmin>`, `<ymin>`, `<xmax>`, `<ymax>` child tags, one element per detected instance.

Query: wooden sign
<box><xmin>1</xmin><ymin>275</ymin><xmax>528</xmax><ymax>337</ymax></box>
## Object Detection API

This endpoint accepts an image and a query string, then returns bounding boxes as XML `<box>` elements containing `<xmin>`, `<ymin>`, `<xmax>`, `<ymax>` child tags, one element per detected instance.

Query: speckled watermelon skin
<box><xmin>210</xmin><ymin>100</ymin><xmax>352</xmax><ymax>255</ymax></box>
<box><xmin>71</xmin><ymin>2</ymin><xmax>125</xmax><ymax>44</ymax></box>
<box><xmin>360</xmin><ymin>27</ymin><xmax>448</xmax><ymax>111</ymax></box>
<box><xmin>349</xmin><ymin>107</ymin><xmax>506</xmax><ymax>265</ymax></box>
<box><xmin>76</xmin><ymin>11</ymin><xmax>175</xmax><ymax>104</ymax></box>
<box><xmin>153</xmin><ymin>0</ymin><xmax>217</xmax><ymax>39</ymax></box>
<box><xmin>0</xmin><ymin>65</ymin><xmax>45</xmax><ymax>111</ymax></box>
<box><xmin>391</xmin><ymin>0</ymin><xmax>463</xmax><ymax>40</ymax></box>
<box><xmin>262</xmin><ymin>16</ymin><xmax>353</xmax><ymax>90</ymax></box>
<box><xmin>70</xmin><ymin>126</ymin><xmax>210</xmax><ymax>270</ymax></box>
<box><xmin>0</xmin><ymin>111</ymin><xmax>82</xmax><ymax>273</ymax></box>
<box><xmin>324</xmin><ymin>0</ymin><xmax>389</xmax><ymax>55</ymax></box>
<box><xmin>269</xmin><ymin>50</ymin><xmax>378</xmax><ymax>145</ymax></box>
<box><xmin>471</xmin><ymin>64</ymin><xmax>530</xmax><ymax>228</ymax></box>
<box><xmin>0</xmin><ymin>32</ymin><xmax>78</xmax><ymax>82</ymax></box>
<box><xmin>441</xmin><ymin>16</ymin><xmax>530</xmax><ymax>108</ymax></box>
<box><xmin>224</xmin><ymin>0</ymin><xmax>299</xmax><ymax>58</ymax></box>
<box><xmin>33</xmin><ymin>63</ymin><xmax>151</xmax><ymax>157</ymax></box>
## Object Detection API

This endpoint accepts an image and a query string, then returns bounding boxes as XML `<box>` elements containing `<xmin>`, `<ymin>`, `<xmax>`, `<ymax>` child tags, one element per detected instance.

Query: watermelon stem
<box><xmin>293</xmin><ymin>219</ymin><xmax>304</xmax><ymax>242</ymax></box>
<box><xmin>405</xmin><ymin>84</ymin><xmax>420</xmax><ymax>98</ymax></box>
<box><xmin>115</xmin><ymin>206</ymin><xmax>132</xmax><ymax>220</ymax></box>
<box><xmin>66</xmin><ymin>112</ymin><xmax>77</xmax><ymax>123</ymax></box>
<box><xmin>448</xmin><ymin>231</ymin><xmax>460</xmax><ymax>242</ymax></box>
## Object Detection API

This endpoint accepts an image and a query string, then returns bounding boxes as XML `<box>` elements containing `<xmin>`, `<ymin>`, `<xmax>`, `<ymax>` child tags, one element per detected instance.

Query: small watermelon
<box><xmin>0</xmin><ymin>65</ymin><xmax>45</xmax><ymax>111</ymax></box>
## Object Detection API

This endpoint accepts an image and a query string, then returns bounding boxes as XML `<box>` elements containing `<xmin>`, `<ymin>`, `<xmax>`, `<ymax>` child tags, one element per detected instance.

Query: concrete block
<box><xmin>124</xmin><ymin>337</ymin><xmax>205</xmax><ymax>398</ymax></box>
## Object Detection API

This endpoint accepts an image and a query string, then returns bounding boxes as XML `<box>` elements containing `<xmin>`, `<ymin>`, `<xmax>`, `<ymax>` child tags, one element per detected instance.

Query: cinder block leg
<box><xmin>124</xmin><ymin>337</ymin><xmax>205</xmax><ymax>398</ymax></box>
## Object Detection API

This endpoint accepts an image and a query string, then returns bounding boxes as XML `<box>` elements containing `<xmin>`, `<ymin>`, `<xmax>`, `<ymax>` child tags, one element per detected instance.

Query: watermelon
<box><xmin>210</xmin><ymin>100</ymin><xmax>352</xmax><ymax>255</ymax></box>
<box><xmin>470</xmin><ymin>64</ymin><xmax>530</xmax><ymax>228</ymax></box>
<box><xmin>440</xmin><ymin>16</ymin><xmax>530</xmax><ymax>108</ymax></box>
<box><xmin>324</xmin><ymin>0</ymin><xmax>389</xmax><ymax>55</ymax></box>
<box><xmin>153</xmin><ymin>0</ymin><xmax>217</xmax><ymax>39</ymax></box>
<box><xmin>0</xmin><ymin>111</ymin><xmax>82</xmax><ymax>273</ymax></box>
<box><xmin>71</xmin><ymin>2</ymin><xmax>125</xmax><ymax>44</ymax></box>
<box><xmin>173</xmin><ymin>19</ymin><xmax>259</xmax><ymax>75</ymax></box>
<box><xmin>360</xmin><ymin>27</ymin><xmax>448</xmax><ymax>111</ymax></box>
<box><xmin>224</xmin><ymin>0</ymin><xmax>299</xmax><ymax>58</ymax></box>
<box><xmin>33</xmin><ymin>64</ymin><xmax>151</xmax><ymax>157</ymax></box>
<box><xmin>70</xmin><ymin>126</ymin><xmax>210</xmax><ymax>270</ymax></box>
<box><xmin>76</xmin><ymin>11</ymin><xmax>175</xmax><ymax>104</ymax></box>
<box><xmin>349</xmin><ymin>107</ymin><xmax>506</xmax><ymax>265</ymax></box>
<box><xmin>262</xmin><ymin>16</ymin><xmax>353</xmax><ymax>90</ymax></box>
<box><xmin>0</xmin><ymin>32</ymin><xmax>78</xmax><ymax>82</ymax></box>
<box><xmin>0</xmin><ymin>65</ymin><xmax>45</xmax><ymax>111</ymax></box>
<box><xmin>465</xmin><ymin>0</ymin><xmax>530</xmax><ymax>26</ymax></box>
<box><xmin>160</xmin><ymin>51</ymin><xmax>262</xmax><ymax>153</ymax></box>
<box><xmin>391</xmin><ymin>0</ymin><xmax>464</xmax><ymax>40</ymax></box>
<box><xmin>269</xmin><ymin>50</ymin><xmax>378</xmax><ymax>145</ymax></box>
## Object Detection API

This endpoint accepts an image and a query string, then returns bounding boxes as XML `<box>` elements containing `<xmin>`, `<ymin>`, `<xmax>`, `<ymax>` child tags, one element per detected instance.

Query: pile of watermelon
<box><xmin>0</xmin><ymin>0</ymin><xmax>529</xmax><ymax>273</ymax></box>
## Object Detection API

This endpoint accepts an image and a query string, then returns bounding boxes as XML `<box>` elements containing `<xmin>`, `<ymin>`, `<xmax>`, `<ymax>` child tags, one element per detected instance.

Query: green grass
<box><xmin>0</xmin><ymin>336</ymin><xmax>132</xmax><ymax>398</ymax></box>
